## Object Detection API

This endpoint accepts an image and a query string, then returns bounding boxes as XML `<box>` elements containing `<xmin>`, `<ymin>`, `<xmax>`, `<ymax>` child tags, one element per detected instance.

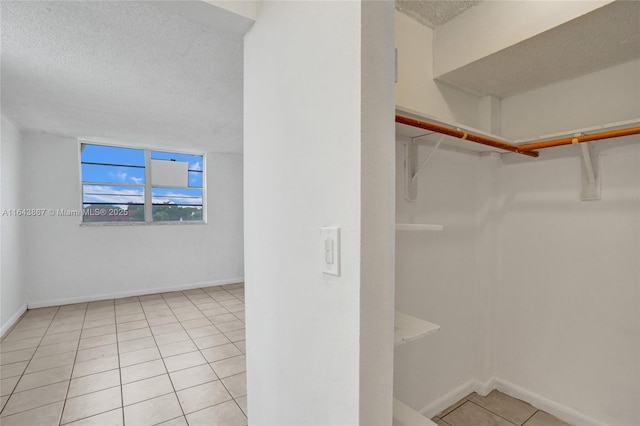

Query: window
<box><xmin>80</xmin><ymin>143</ymin><xmax>204</xmax><ymax>223</ymax></box>
<box><xmin>149</xmin><ymin>150</ymin><xmax>204</xmax><ymax>222</ymax></box>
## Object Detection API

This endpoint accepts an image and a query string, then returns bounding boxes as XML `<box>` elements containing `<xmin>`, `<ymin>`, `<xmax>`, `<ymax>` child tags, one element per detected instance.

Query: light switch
<box><xmin>324</xmin><ymin>239</ymin><xmax>334</xmax><ymax>264</ymax></box>
<box><xmin>321</xmin><ymin>227</ymin><xmax>340</xmax><ymax>276</ymax></box>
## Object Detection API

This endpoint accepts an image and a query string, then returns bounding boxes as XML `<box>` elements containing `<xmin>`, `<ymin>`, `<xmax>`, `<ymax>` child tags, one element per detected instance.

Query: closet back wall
<box><xmin>496</xmin><ymin>53</ymin><xmax>640</xmax><ymax>424</ymax></box>
<box><xmin>495</xmin><ymin>141</ymin><xmax>640</xmax><ymax>426</ymax></box>
<box><xmin>21</xmin><ymin>131</ymin><xmax>244</xmax><ymax>307</ymax></box>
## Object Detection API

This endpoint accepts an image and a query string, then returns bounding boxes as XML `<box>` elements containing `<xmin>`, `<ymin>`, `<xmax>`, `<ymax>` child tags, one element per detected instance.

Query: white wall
<box><xmin>495</xmin><ymin>141</ymin><xmax>640</xmax><ymax>426</ymax></box>
<box><xmin>433</xmin><ymin>1</ymin><xmax>611</xmax><ymax>77</ymax></box>
<box><xmin>394</xmin><ymin>141</ymin><xmax>490</xmax><ymax>411</ymax></box>
<box><xmin>360</xmin><ymin>2</ymin><xmax>396</xmax><ymax>424</ymax></box>
<box><xmin>20</xmin><ymin>130</ymin><xmax>244</xmax><ymax>307</ymax></box>
<box><xmin>394</xmin><ymin>137</ymin><xmax>640</xmax><ymax>426</ymax></box>
<box><xmin>244</xmin><ymin>1</ymin><xmax>395</xmax><ymax>424</ymax></box>
<box><xmin>494</xmin><ymin>57</ymin><xmax>640</xmax><ymax>425</ymax></box>
<box><xmin>1</xmin><ymin>116</ymin><xmax>28</xmax><ymax>334</ymax></box>
<box><xmin>394</xmin><ymin>10</ymin><xmax>640</xmax><ymax>422</ymax></box>
<box><xmin>395</xmin><ymin>11</ymin><xmax>481</xmax><ymax>129</ymax></box>
<box><xmin>394</xmin><ymin>12</ymin><xmax>498</xmax><ymax>412</ymax></box>
<box><xmin>502</xmin><ymin>59</ymin><xmax>640</xmax><ymax>140</ymax></box>
<box><xmin>205</xmin><ymin>0</ymin><xmax>258</xmax><ymax>21</ymax></box>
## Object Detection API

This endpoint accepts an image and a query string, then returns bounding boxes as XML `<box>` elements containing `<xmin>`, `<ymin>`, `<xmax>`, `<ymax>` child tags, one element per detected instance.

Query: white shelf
<box><xmin>513</xmin><ymin>117</ymin><xmax>640</xmax><ymax>144</ymax></box>
<box><xmin>393</xmin><ymin>398</ymin><xmax>437</xmax><ymax>426</ymax></box>
<box><xmin>396</xmin><ymin>105</ymin><xmax>510</xmax><ymax>155</ymax></box>
<box><xmin>394</xmin><ymin>311</ymin><xmax>440</xmax><ymax>346</ymax></box>
<box><xmin>396</xmin><ymin>224</ymin><xmax>444</xmax><ymax>231</ymax></box>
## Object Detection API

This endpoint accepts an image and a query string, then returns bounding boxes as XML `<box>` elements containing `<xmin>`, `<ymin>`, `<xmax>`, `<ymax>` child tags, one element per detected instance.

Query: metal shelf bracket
<box><xmin>580</xmin><ymin>141</ymin><xmax>600</xmax><ymax>201</ymax></box>
<box><xmin>404</xmin><ymin>135</ymin><xmax>444</xmax><ymax>202</ymax></box>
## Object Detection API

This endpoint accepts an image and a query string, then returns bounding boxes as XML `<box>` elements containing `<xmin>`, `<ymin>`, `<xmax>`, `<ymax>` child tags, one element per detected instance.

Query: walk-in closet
<box><xmin>392</xmin><ymin>2</ymin><xmax>639</xmax><ymax>425</ymax></box>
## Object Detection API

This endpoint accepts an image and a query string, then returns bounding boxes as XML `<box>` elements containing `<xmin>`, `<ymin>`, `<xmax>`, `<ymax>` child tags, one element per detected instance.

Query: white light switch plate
<box><xmin>321</xmin><ymin>227</ymin><xmax>340</xmax><ymax>276</ymax></box>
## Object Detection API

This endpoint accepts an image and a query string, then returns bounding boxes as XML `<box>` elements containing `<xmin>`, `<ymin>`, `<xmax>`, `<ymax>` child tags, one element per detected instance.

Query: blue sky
<box><xmin>81</xmin><ymin>144</ymin><xmax>203</xmax><ymax>207</ymax></box>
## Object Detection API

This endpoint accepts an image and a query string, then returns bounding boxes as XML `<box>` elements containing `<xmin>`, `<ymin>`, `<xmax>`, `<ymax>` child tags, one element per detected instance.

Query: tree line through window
<box><xmin>81</xmin><ymin>143</ymin><xmax>204</xmax><ymax>223</ymax></box>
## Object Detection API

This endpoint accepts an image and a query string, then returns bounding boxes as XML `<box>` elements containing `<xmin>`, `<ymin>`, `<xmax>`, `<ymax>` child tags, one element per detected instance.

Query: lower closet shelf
<box><xmin>393</xmin><ymin>312</ymin><xmax>439</xmax><ymax>425</ymax></box>
<box><xmin>393</xmin><ymin>398</ymin><xmax>437</xmax><ymax>426</ymax></box>
<box><xmin>394</xmin><ymin>311</ymin><xmax>440</xmax><ymax>345</ymax></box>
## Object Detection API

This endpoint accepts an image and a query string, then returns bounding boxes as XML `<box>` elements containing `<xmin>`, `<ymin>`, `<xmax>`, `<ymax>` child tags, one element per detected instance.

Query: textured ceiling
<box><xmin>1</xmin><ymin>1</ymin><xmax>244</xmax><ymax>152</ymax></box>
<box><xmin>436</xmin><ymin>0</ymin><xmax>640</xmax><ymax>98</ymax></box>
<box><xmin>395</xmin><ymin>0</ymin><xmax>482</xmax><ymax>28</ymax></box>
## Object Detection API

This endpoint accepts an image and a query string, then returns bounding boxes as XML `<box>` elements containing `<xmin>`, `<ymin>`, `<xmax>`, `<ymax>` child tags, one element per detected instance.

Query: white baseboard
<box><xmin>1</xmin><ymin>304</ymin><xmax>28</xmax><ymax>338</ymax></box>
<box><xmin>418</xmin><ymin>379</ymin><xmax>485</xmax><ymax>418</ymax></box>
<box><xmin>27</xmin><ymin>277</ymin><xmax>244</xmax><ymax>309</ymax></box>
<box><xmin>473</xmin><ymin>378</ymin><xmax>495</xmax><ymax>397</ymax></box>
<box><xmin>418</xmin><ymin>377</ymin><xmax>609</xmax><ymax>426</ymax></box>
<box><xmin>493</xmin><ymin>378</ymin><xmax>609</xmax><ymax>426</ymax></box>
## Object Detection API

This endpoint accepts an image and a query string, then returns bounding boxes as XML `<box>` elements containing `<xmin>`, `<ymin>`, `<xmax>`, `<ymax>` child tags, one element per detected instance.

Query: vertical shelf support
<box><xmin>404</xmin><ymin>137</ymin><xmax>419</xmax><ymax>202</ymax></box>
<box><xmin>404</xmin><ymin>135</ymin><xmax>444</xmax><ymax>202</ymax></box>
<box><xmin>580</xmin><ymin>141</ymin><xmax>600</xmax><ymax>201</ymax></box>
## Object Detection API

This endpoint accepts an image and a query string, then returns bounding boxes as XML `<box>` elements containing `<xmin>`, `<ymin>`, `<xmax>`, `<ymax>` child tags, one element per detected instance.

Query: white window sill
<box><xmin>80</xmin><ymin>221</ymin><xmax>207</xmax><ymax>227</ymax></box>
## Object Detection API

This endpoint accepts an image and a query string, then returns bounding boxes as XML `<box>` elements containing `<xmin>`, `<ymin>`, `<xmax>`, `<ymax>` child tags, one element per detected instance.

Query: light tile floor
<box><xmin>0</xmin><ymin>283</ymin><xmax>247</xmax><ymax>426</ymax></box>
<box><xmin>433</xmin><ymin>390</ymin><xmax>571</xmax><ymax>426</ymax></box>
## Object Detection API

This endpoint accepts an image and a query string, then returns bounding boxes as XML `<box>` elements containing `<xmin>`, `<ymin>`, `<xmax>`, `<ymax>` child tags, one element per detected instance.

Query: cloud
<box><xmin>152</xmin><ymin>190</ymin><xmax>202</xmax><ymax>206</ymax></box>
<box><xmin>108</xmin><ymin>170</ymin><xmax>128</xmax><ymax>182</ymax></box>
<box><xmin>188</xmin><ymin>174</ymin><xmax>203</xmax><ymax>187</ymax></box>
<box><xmin>83</xmin><ymin>185</ymin><xmax>144</xmax><ymax>205</ymax></box>
<box><xmin>130</xmin><ymin>177</ymin><xmax>143</xmax><ymax>184</ymax></box>
<box><xmin>84</xmin><ymin>186</ymin><xmax>202</xmax><ymax>208</ymax></box>
<box><xmin>190</xmin><ymin>161</ymin><xmax>202</xmax><ymax>171</ymax></box>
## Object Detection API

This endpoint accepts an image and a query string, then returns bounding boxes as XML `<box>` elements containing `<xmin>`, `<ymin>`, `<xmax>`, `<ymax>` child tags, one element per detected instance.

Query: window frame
<box><xmin>78</xmin><ymin>140</ymin><xmax>206</xmax><ymax>226</ymax></box>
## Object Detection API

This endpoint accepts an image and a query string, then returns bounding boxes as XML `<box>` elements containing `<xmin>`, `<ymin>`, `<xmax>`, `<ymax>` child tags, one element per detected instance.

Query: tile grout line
<box><xmin>1</xmin><ymin>330</ymin><xmax>80</xmax><ymax>389</ymax></box>
<box><xmin>0</xmin><ymin>305</ymin><xmax>60</xmax><ymax>418</ymax></box>
<box><xmin>116</xmin><ymin>297</ymin><xmax>140</xmax><ymax>426</ymax></box>
<box><xmin>439</xmin><ymin>395</ymin><xmax>528</xmax><ymax>426</ymax></box>
<box><xmin>201</xmin><ymin>286</ymin><xmax>247</xmax><ymax>421</ymax></box>
<box><xmin>174</xmin><ymin>397</ymin><xmax>241</xmax><ymax>422</ymax></box>
<box><xmin>163</xmin><ymin>286</ymin><xmax>245</xmax><ymax>423</ymax></box>
<box><xmin>1</xmin><ymin>285</ymin><xmax>245</xmax><ymax>425</ymax></box>
<box><xmin>162</xmin><ymin>287</ymin><xmax>241</xmax><ymax>420</ymax></box>
<box><xmin>58</xmin><ymin>303</ymin><xmax>99</xmax><ymax>425</ymax></box>
<box><xmin>201</xmin><ymin>287</ymin><xmax>248</xmax><ymax>417</ymax></box>
<box><xmin>61</xmin><ymin>302</ymin><xmax>133</xmax><ymax>424</ymax></box>
<box><xmin>434</xmin><ymin>416</ymin><xmax>453</xmax><ymax>426</ymax></box>
<box><xmin>145</xmin><ymin>291</ymin><xmax>190</xmax><ymax>424</ymax></box>
<box><xmin>189</xmin><ymin>288</ymin><xmax>245</xmax><ymax>366</ymax></box>
<box><xmin>69</xmin><ymin>313</ymin><xmax>244</xmax><ymax>423</ymax></box>
<box><xmin>463</xmin><ymin>398</ymin><xmax>525</xmax><ymax>426</ymax></box>
<box><xmin>521</xmin><ymin>409</ymin><xmax>540</xmax><ymax>425</ymax></box>
<box><xmin>0</xmin><ymin>309</ymin><xmax>31</xmax><ymax>343</ymax></box>
<box><xmin>57</xmin><ymin>303</ymin><xmax>88</xmax><ymax>426</ymax></box>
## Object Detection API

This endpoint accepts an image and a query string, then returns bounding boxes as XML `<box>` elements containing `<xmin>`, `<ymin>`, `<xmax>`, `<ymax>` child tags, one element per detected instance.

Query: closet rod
<box><xmin>517</xmin><ymin>126</ymin><xmax>640</xmax><ymax>151</ymax></box>
<box><xmin>396</xmin><ymin>115</ymin><xmax>539</xmax><ymax>158</ymax></box>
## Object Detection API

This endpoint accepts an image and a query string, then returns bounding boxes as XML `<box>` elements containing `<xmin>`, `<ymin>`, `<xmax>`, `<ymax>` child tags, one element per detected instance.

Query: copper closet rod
<box><xmin>517</xmin><ymin>126</ymin><xmax>640</xmax><ymax>151</ymax></box>
<box><xmin>396</xmin><ymin>114</ymin><xmax>640</xmax><ymax>158</ymax></box>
